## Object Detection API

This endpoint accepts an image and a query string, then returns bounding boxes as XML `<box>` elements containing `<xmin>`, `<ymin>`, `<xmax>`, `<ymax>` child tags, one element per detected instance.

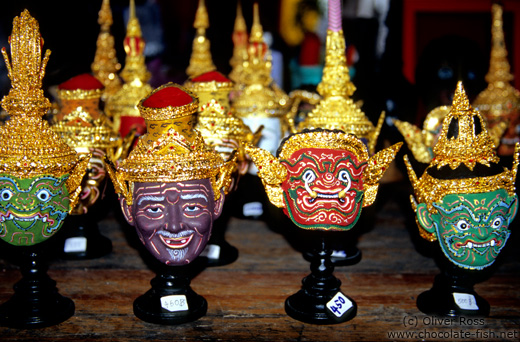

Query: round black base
<box><xmin>60</xmin><ymin>214</ymin><xmax>112</xmax><ymax>260</ymax></box>
<box><xmin>0</xmin><ymin>292</ymin><xmax>74</xmax><ymax>329</ymax></box>
<box><xmin>417</xmin><ymin>287</ymin><xmax>490</xmax><ymax>317</ymax></box>
<box><xmin>417</xmin><ymin>270</ymin><xmax>490</xmax><ymax>317</ymax></box>
<box><xmin>133</xmin><ymin>290</ymin><xmax>207</xmax><ymax>325</ymax></box>
<box><xmin>203</xmin><ymin>241</ymin><xmax>239</xmax><ymax>267</ymax></box>
<box><xmin>285</xmin><ymin>290</ymin><xmax>357</xmax><ymax>325</ymax></box>
<box><xmin>133</xmin><ymin>266</ymin><xmax>207</xmax><ymax>325</ymax></box>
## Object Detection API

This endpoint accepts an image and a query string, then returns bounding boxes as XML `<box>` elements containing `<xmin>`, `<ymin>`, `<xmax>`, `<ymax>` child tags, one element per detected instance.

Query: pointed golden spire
<box><xmin>105</xmin><ymin>0</ymin><xmax>153</xmax><ymax>134</ymax></box>
<box><xmin>295</xmin><ymin>0</ymin><xmax>383</xmax><ymax>155</ymax></box>
<box><xmin>250</xmin><ymin>2</ymin><xmax>263</xmax><ymax>44</ymax></box>
<box><xmin>432</xmin><ymin>81</ymin><xmax>499</xmax><ymax>170</ymax></box>
<box><xmin>474</xmin><ymin>3</ymin><xmax>520</xmax><ymax>131</ymax></box>
<box><xmin>229</xmin><ymin>1</ymin><xmax>249</xmax><ymax>83</ymax></box>
<box><xmin>91</xmin><ymin>0</ymin><xmax>122</xmax><ymax>97</ymax></box>
<box><xmin>186</xmin><ymin>0</ymin><xmax>216</xmax><ymax>78</ymax></box>
<box><xmin>0</xmin><ymin>10</ymin><xmax>88</xmax><ymax>204</ymax></box>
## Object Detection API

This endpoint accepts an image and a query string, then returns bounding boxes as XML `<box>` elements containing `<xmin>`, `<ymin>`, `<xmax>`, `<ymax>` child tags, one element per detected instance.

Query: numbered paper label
<box><xmin>161</xmin><ymin>295</ymin><xmax>189</xmax><ymax>312</ymax></box>
<box><xmin>243</xmin><ymin>202</ymin><xmax>263</xmax><ymax>217</ymax></box>
<box><xmin>327</xmin><ymin>292</ymin><xmax>353</xmax><ymax>318</ymax></box>
<box><xmin>453</xmin><ymin>293</ymin><xmax>479</xmax><ymax>310</ymax></box>
<box><xmin>64</xmin><ymin>237</ymin><xmax>87</xmax><ymax>253</ymax></box>
<box><xmin>202</xmin><ymin>244</ymin><xmax>221</xmax><ymax>260</ymax></box>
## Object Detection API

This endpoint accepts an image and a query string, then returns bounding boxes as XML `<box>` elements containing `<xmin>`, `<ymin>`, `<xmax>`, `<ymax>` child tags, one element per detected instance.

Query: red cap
<box><xmin>192</xmin><ymin>71</ymin><xmax>231</xmax><ymax>83</ymax></box>
<box><xmin>59</xmin><ymin>73</ymin><xmax>104</xmax><ymax>90</ymax></box>
<box><xmin>142</xmin><ymin>84</ymin><xmax>194</xmax><ymax>108</ymax></box>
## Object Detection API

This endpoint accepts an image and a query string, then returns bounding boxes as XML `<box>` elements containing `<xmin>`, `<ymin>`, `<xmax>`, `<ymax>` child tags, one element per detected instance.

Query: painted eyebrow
<box><xmin>180</xmin><ymin>193</ymin><xmax>208</xmax><ymax>202</ymax></box>
<box><xmin>137</xmin><ymin>195</ymin><xmax>165</xmax><ymax>206</ymax></box>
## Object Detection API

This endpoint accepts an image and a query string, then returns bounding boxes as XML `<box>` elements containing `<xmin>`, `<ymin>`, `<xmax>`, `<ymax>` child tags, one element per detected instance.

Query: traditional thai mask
<box><xmin>0</xmin><ymin>174</ymin><xmax>71</xmax><ymax>245</ymax></box>
<box><xmin>245</xmin><ymin>129</ymin><xmax>401</xmax><ymax>230</ymax></box>
<box><xmin>416</xmin><ymin>190</ymin><xmax>517</xmax><ymax>270</ymax></box>
<box><xmin>120</xmin><ymin>180</ymin><xmax>224</xmax><ymax>265</ymax></box>
<box><xmin>73</xmin><ymin>148</ymin><xmax>107</xmax><ymax>215</ymax></box>
<box><xmin>0</xmin><ymin>10</ymin><xmax>89</xmax><ymax>246</ymax></box>
<box><xmin>405</xmin><ymin>81</ymin><xmax>519</xmax><ymax>270</ymax></box>
<box><xmin>107</xmin><ymin>83</ymin><xmax>236</xmax><ymax>265</ymax></box>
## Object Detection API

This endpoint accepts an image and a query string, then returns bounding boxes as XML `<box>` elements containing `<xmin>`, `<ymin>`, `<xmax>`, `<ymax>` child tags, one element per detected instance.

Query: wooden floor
<box><xmin>1</xmin><ymin>181</ymin><xmax>519</xmax><ymax>341</ymax></box>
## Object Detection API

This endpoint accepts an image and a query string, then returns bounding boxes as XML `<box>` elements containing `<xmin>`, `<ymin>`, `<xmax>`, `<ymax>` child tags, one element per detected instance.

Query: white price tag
<box><xmin>327</xmin><ymin>292</ymin><xmax>353</xmax><ymax>318</ymax></box>
<box><xmin>453</xmin><ymin>293</ymin><xmax>479</xmax><ymax>310</ymax></box>
<box><xmin>64</xmin><ymin>237</ymin><xmax>87</xmax><ymax>253</ymax></box>
<box><xmin>160</xmin><ymin>295</ymin><xmax>189</xmax><ymax>312</ymax></box>
<box><xmin>201</xmin><ymin>244</ymin><xmax>221</xmax><ymax>260</ymax></box>
<box><xmin>243</xmin><ymin>202</ymin><xmax>263</xmax><ymax>217</ymax></box>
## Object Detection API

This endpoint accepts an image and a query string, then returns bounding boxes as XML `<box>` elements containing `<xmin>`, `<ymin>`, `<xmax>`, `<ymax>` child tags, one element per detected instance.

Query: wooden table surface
<box><xmin>1</xmin><ymin>181</ymin><xmax>519</xmax><ymax>341</ymax></box>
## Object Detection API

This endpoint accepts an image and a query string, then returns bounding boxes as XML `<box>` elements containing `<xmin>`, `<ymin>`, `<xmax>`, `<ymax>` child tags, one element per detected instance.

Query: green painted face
<box><xmin>416</xmin><ymin>189</ymin><xmax>518</xmax><ymax>270</ymax></box>
<box><xmin>0</xmin><ymin>174</ymin><xmax>70</xmax><ymax>246</ymax></box>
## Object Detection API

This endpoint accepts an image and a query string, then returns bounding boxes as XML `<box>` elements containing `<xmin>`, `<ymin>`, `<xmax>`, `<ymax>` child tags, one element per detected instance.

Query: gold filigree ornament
<box><xmin>228</xmin><ymin>0</ymin><xmax>248</xmax><ymax>84</ymax></box>
<box><xmin>185</xmin><ymin>0</ymin><xmax>216</xmax><ymax>78</ymax></box>
<box><xmin>404</xmin><ymin>81</ymin><xmax>519</xmax><ymax>241</ymax></box>
<box><xmin>106</xmin><ymin>83</ymin><xmax>237</xmax><ymax>206</ymax></box>
<box><xmin>289</xmin><ymin>1</ymin><xmax>384</xmax><ymax>155</ymax></box>
<box><xmin>52</xmin><ymin>73</ymin><xmax>121</xmax><ymax>153</ymax></box>
<box><xmin>244</xmin><ymin>129</ymin><xmax>402</xmax><ymax>209</ymax></box>
<box><xmin>231</xmin><ymin>3</ymin><xmax>290</xmax><ymax>124</ymax></box>
<box><xmin>394</xmin><ymin>105</ymin><xmax>507</xmax><ymax>163</ymax></box>
<box><xmin>474</xmin><ymin>3</ymin><xmax>520</xmax><ymax>126</ymax></box>
<box><xmin>184</xmin><ymin>71</ymin><xmax>262</xmax><ymax>171</ymax></box>
<box><xmin>91</xmin><ymin>0</ymin><xmax>122</xmax><ymax>99</ymax></box>
<box><xmin>0</xmin><ymin>10</ymin><xmax>90</xmax><ymax>211</ymax></box>
<box><xmin>105</xmin><ymin>0</ymin><xmax>153</xmax><ymax>134</ymax></box>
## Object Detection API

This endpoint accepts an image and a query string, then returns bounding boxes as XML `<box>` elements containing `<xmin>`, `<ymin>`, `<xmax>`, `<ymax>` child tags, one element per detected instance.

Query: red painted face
<box><xmin>280</xmin><ymin>148</ymin><xmax>366</xmax><ymax>230</ymax></box>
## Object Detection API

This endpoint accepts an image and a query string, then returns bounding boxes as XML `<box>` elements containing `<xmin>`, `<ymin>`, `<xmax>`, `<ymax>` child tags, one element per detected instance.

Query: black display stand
<box><xmin>285</xmin><ymin>236</ymin><xmax>357</xmax><ymax>325</ymax></box>
<box><xmin>60</xmin><ymin>213</ymin><xmax>112</xmax><ymax>260</ymax></box>
<box><xmin>417</xmin><ymin>264</ymin><xmax>490</xmax><ymax>317</ymax></box>
<box><xmin>133</xmin><ymin>264</ymin><xmax>207</xmax><ymax>325</ymax></box>
<box><xmin>0</xmin><ymin>246</ymin><xmax>74</xmax><ymax>328</ymax></box>
<box><xmin>203</xmin><ymin>195</ymin><xmax>238</xmax><ymax>267</ymax></box>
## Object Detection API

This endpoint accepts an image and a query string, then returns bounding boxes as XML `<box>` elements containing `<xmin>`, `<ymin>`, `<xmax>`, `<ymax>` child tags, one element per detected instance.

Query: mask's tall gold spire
<box><xmin>0</xmin><ymin>10</ymin><xmax>89</xmax><ymax>206</ymax></box>
<box><xmin>120</xmin><ymin>0</ymin><xmax>150</xmax><ymax>83</ymax></box>
<box><xmin>229</xmin><ymin>1</ymin><xmax>248</xmax><ymax>83</ymax></box>
<box><xmin>186</xmin><ymin>0</ymin><xmax>216</xmax><ymax>78</ymax></box>
<box><xmin>474</xmin><ymin>3</ymin><xmax>520</xmax><ymax>130</ymax></box>
<box><xmin>105</xmin><ymin>0</ymin><xmax>153</xmax><ymax>133</ymax></box>
<box><xmin>295</xmin><ymin>0</ymin><xmax>383</xmax><ymax>155</ymax></box>
<box><xmin>91</xmin><ymin>0</ymin><xmax>122</xmax><ymax>97</ymax></box>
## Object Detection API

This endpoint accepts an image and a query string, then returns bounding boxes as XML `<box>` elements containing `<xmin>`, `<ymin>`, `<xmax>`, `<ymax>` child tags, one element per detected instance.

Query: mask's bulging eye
<box><xmin>492</xmin><ymin>217</ymin><xmax>503</xmax><ymax>229</ymax></box>
<box><xmin>302</xmin><ymin>169</ymin><xmax>316</xmax><ymax>183</ymax></box>
<box><xmin>0</xmin><ymin>189</ymin><xmax>13</xmax><ymax>201</ymax></box>
<box><xmin>455</xmin><ymin>219</ymin><xmax>470</xmax><ymax>231</ymax></box>
<box><xmin>338</xmin><ymin>170</ymin><xmax>350</xmax><ymax>183</ymax></box>
<box><xmin>147</xmin><ymin>207</ymin><xmax>163</xmax><ymax>213</ymax></box>
<box><xmin>185</xmin><ymin>206</ymin><xmax>201</xmax><ymax>213</ymax></box>
<box><xmin>36</xmin><ymin>189</ymin><xmax>52</xmax><ymax>202</ymax></box>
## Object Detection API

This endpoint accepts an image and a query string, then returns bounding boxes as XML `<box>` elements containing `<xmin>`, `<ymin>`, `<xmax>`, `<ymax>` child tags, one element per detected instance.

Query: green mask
<box><xmin>0</xmin><ymin>174</ymin><xmax>71</xmax><ymax>246</ymax></box>
<box><xmin>416</xmin><ymin>189</ymin><xmax>518</xmax><ymax>270</ymax></box>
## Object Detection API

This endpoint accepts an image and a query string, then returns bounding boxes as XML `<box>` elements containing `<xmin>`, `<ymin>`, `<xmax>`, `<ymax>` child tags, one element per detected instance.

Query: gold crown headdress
<box><xmin>245</xmin><ymin>129</ymin><xmax>401</xmax><ymax>208</ymax></box>
<box><xmin>394</xmin><ymin>105</ymin><xmax>507</xmax><ymax>163</ymax></box>
<box><xmin>228</xmin><ymin>1</ymin><xmax>248</xmax><ymax>83</ymax></box>
<box><xmin>91</xmin><ymin>0</ymin><xmax>122</xmax><ymax>98</ymax></box>
<box><xmin>184</xmin><ymin>71</ymin><xmax>262</xmax><ymax>162</ymax></box>
<box><xmin>107</xmin><ymin>83</ymin><xmax>236</xmax><ymax>205</ymax></box>
<box><xmin>292</xmin><ymin>0</ymin><xmax>384</xmax><ymax>155</ymax></box>
<box><xmin>404</xmin><ymin>82</ymin><xmax>519</xmax><ymax>241</ymax></box>
<box><xmin>474</xmin><ymin>3</ymin><xmax>520</xmax><ymax>123</ymax></box>
<box><xmin>0</xmin><ymin>10</ymin><xmax>89</xmax><ymax>210</ymax></box>
<box><xmin>232</xmin><ymin>3</ymin><xmax>289</xmax><ymax>120</ymax></box>
<box><xmin>105</xmin><ymin>0</ymin><xmax>153</xmax><ymax>133</ymax></box>
<box><xmin>185</xmin><ymin>0</ymin><xmax>216</xmax><ymax>78</ymax></box>
<box><xmin>52</xmin><ymin>73</ymin><xmax>120</xmax><ymax>150</ymax></box>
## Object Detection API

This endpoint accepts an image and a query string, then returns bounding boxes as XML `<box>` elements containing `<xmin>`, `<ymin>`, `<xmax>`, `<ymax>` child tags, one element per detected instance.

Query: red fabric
<box><xmin>59</xmin><ymin>73</ymin><xmax>104</xmax><ymax>90</ymax></box>
<box><xmin>299</xmin><ymin>33</ymin><xmax>321</xmax><ymax>66</ymax></box>
<box><xmin>120</xmin><ymin>116</ymin><xmax>146</xmax><ymax>139</ymax></box>
<box><xmin>192</xmin><ymin>71</ymin><xmax>231</xmax><ymax>83</ymax></box>
<box><xmin>142</xmin><ymin>85</ymin><xmax>194</xmax><ymax>108</ymax></box>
